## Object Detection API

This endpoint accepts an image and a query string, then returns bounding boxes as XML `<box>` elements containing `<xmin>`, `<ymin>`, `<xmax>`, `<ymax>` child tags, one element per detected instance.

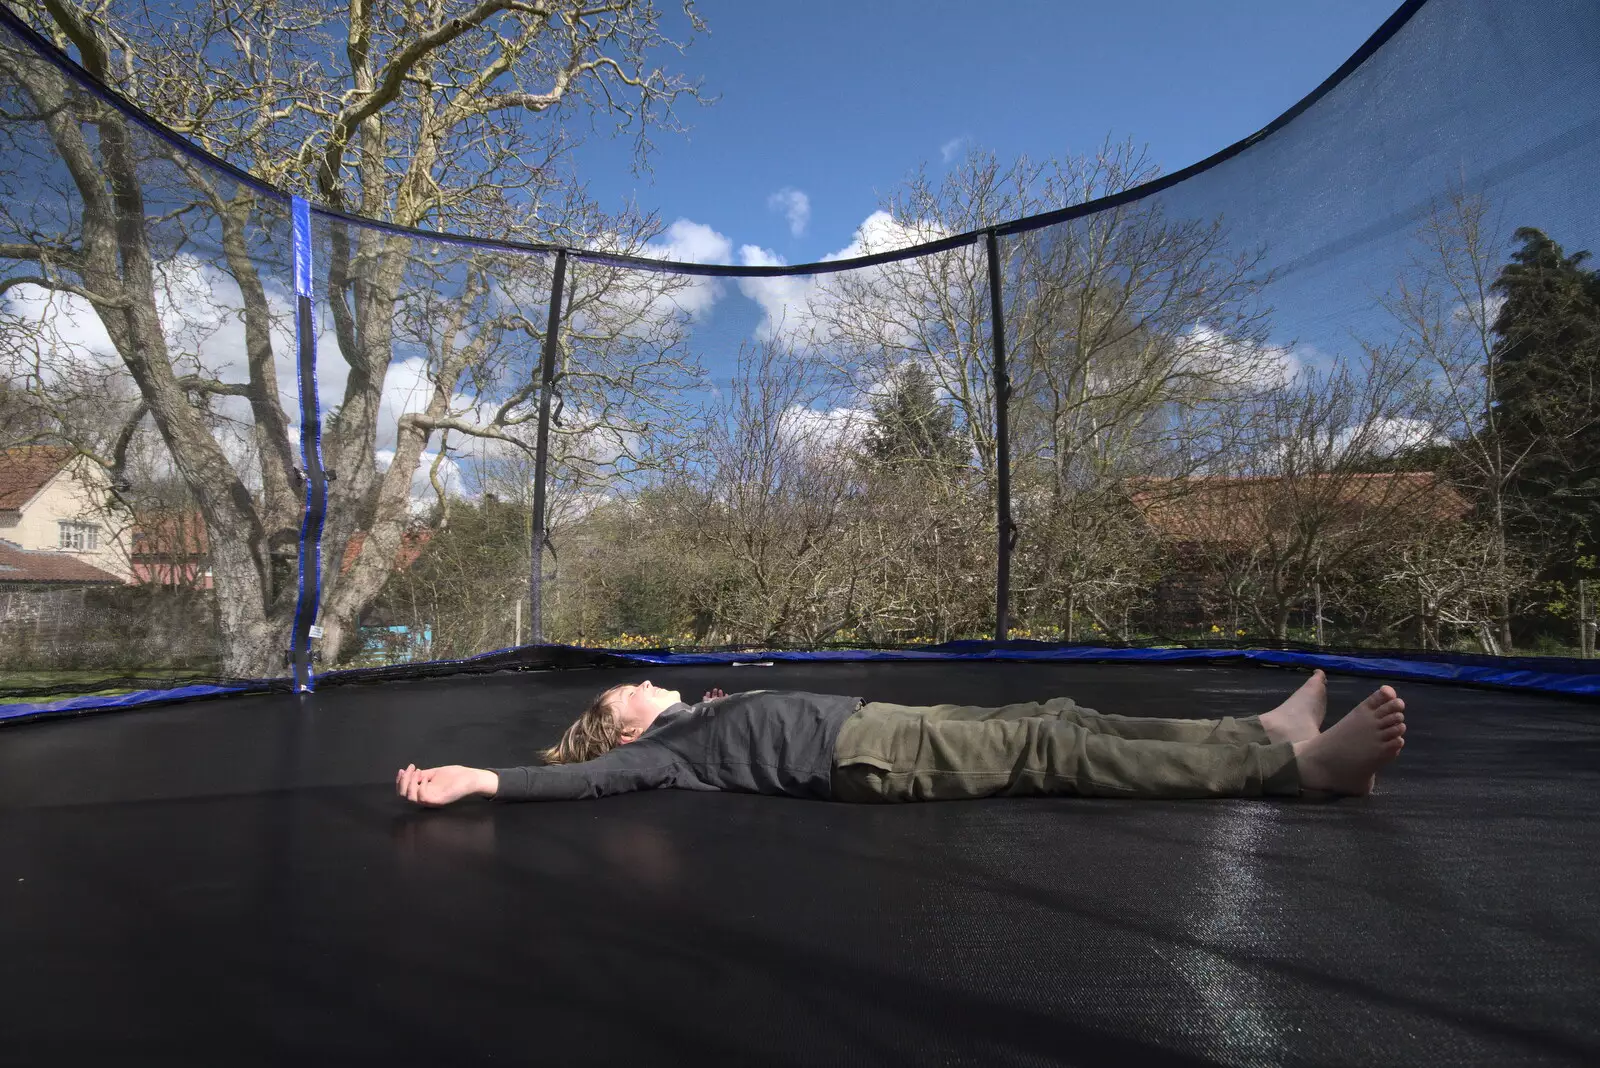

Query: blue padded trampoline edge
<box><xmin>605</xmin><ymin>645</ymin><xmax>1600</xmax><ymax>697</ymax></box>
<box><xmin>0</xmin><ymin>682</ymin><xmax>269</xmax><ymax>722</ymax></box>
<box><xmin>7</xmin><ymin>645</ymin><xmax>1596</xmax><ymax>722</ymax></box>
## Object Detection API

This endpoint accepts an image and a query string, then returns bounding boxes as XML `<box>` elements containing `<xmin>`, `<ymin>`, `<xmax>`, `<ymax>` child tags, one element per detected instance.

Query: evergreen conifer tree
<box><xmin>863</xmin><ymin>364</ymin><xmax>966</xmax><ymax>471</ymax></box>
<box><xmin>1490</xmin><ymin>227</ymin><xmax>1600</xmax><ymax>585</ymax></box>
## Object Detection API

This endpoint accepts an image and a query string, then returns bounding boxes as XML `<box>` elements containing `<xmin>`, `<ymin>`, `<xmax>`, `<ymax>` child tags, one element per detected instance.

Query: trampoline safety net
<box><xmin>1</xmin><ymin>0</ymin><xmax>1598</xmax><ymax>716</ymax></box>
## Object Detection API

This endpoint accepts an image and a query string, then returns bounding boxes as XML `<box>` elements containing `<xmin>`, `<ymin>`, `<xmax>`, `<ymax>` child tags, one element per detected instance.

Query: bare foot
<box><xmin>1259</xmin><ymin>670</ymin><xmax>1328</xmax><ymax>744</ymax></box>
<box><xmin>1291</xmin><ymin>686</ymin><xmax>1406</xmax><ymax>797</ymax></box>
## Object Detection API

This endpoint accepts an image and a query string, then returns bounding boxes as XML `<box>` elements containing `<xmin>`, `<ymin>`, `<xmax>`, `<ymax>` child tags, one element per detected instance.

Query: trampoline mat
<box><xmin>1</xmin><ymin>661</ymin><xmax>1597</xmax><ymax>1066</ymax></box>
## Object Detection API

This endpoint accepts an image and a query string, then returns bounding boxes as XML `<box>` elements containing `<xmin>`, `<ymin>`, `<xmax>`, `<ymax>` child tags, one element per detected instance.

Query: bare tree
<box><xmin>0</xmin><ymin>0</ymin><xmax>706</xmax><ymax>673</ymax></box>
<box><xmin>1366</xmin><ymin>524</ymin><xmax>1532</xmax><ymax>652</ymax></box>
<box><xmin>794</xmin><ymin>145</ymin><xmax>1273</xmax><ymax>639</ymax></box>
<box><xmin>1164</xmin><ymin>347</ymin><xmax>1446</xmax><ymax>642</ymax></box>
<box><xmin>1012</xmin><ymin>486</ymin><xmax>1158</xmax><ymax>641</ymax></box>
<box><xmin>1381</xmin><ymin>189</ymin><xmax>1533</xmax><ymax>649</ymax></box>
<box><xmin>840</xmin><ymin>463</ymin><xmax>992</xmax><ymax>642</ymax></box>
<box><xmin>670</xmin><ymin>339</ymin><xmax>866</xmax><ymax>645</ymax></box>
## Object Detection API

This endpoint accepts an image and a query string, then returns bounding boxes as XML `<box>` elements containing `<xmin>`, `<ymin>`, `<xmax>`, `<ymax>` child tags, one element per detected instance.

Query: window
<box><xmin>59</xmin><ymin>522</ymin><xmax>99</xmax><ymax>551</ymax></box>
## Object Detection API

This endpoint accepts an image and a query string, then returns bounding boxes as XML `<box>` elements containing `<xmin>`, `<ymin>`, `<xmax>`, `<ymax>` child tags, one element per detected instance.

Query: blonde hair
<box><xmin>539</xmin><ymin>684</ymin><xmax>628</xmax><ymax>765</ymax></box>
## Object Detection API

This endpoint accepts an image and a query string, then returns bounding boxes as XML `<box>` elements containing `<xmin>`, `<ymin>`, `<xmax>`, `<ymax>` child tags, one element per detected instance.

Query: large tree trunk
<box><xmin>11</xmin><ymin>0</ymin><xmax>709</xmax><ymax>678</ymax></box>
<box><xmin>1497</xmin><ymin>591</ymin><xmax>1514</xmax><ymax>654</ymax></box>
<box><xmin>24</xmin><ymin>55</ymin><xmax>281</xmax><ymax>676</ymax></box>
<box><xmin>213</xmin><ymin>188</ymin><xmax>304</xmax><ymax>543</ymax></box>
<box><xmin>1272</xmin><ymin>596</ymin><xmax>1293</xmax><ymax>642</ymax></box>
<box><xmin>311</xmin><ymin>223</ymin><xmax>410</xmax><ymax>664</ymax></box>
<box><xmin>313</xmin><ymin>237</ymin><xmax>492</xmax><ymax>665</ymax></box>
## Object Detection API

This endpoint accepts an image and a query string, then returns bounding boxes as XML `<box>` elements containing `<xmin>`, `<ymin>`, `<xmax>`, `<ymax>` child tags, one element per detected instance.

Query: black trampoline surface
<box><xmin>2</xmin><ymin>661</ymin><xmax>1598</xmax><ymax>1067</ymax></box>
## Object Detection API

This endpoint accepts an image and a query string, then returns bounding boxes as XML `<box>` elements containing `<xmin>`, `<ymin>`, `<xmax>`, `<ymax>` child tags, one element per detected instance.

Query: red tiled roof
<box><xmin>0</xmin><ymin>446</ymin><xmax>75</xmax><ymax>510</ymax></box>
<box><xmin>1129</xmin><ymin>472</ymin><xmax>1470</xmax><ymax>544</ymax></box>
<box><xmin>0</xmin><ymin>538</ymin><xmax>122</xmax><ymax>585</ymax></box>
<box><xmin>340</xmin><ymin>529</ymin><xmax>432</xmax><ymax>574</ymax></box>
<box><xmin>132</xmin><ymin>511</ymin><xmax>210</xmax><ymax>556</ymax></box>
<box><xmin>131</xmin><ymin>518</ymin><xmax>434</xmax><ymax>571</ymax></box>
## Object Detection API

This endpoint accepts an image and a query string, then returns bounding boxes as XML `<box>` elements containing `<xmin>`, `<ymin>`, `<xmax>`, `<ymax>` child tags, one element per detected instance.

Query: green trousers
<box><xmin>830</xmin><ymin>696</ymin><xmax>1301</xmax><ymax>803</ymax></box>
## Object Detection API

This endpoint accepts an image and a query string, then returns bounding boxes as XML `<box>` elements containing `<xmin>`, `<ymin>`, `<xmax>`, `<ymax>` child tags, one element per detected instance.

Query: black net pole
<box><xmin>985</xmin><ymin>231</ymin><xmax>1014</xmax><ymax>641</ymax></box>
<box><xmin>528</xmin><ymin>249</ymin><xmax>568</xmax><ymax>646</ymax></box>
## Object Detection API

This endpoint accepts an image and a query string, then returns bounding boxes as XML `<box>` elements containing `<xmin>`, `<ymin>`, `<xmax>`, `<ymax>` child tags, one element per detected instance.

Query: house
<box><xmin>340</xmin><ymin>529</ymin><xmax>433</xmax><ymax>574</ymax></box>
<box><xmin>126</xmin><ymin>516</ymin><xmax>435</xmax><ymax>592</ymax></box>
<box><xmin>130</xmin><ymin>510</ymin><xmax>213</xmax><ymax>588</ymax></box>
<box><xmin>0</xmin><ymin>537</ymin><xmax>123</xmax><ymax>587</ymax></box>
<box><xmin>0</xmin><ymin>536</ymin><xmax>125</xmax><ymax>658</ymax></box>
<box><xmin>1128</xmin><ymin>472</ymin><xmax>1470</xmax><ymax>549</ymax></box>
<box><xmin>0</xmin><ymin>446</ymin><xmax>133</xmax><ymax>582</ymax></box>
<box><xmin>0</xmin><ymin>447</ymin><xmax>440</xmax><ymax>667</ymax></box>
<box><xmin>0</xmin><ymin>443</ymin><xmax>437</xmax><ymax>593</ymax></box>
<box><xmin>1126</xmin><ymin>472</ymin><xmax>1471</xmax><ymax>630</ymax></box>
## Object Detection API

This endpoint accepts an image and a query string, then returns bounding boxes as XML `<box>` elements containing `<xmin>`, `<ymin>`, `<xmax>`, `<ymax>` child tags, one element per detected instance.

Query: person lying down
<box><xmin>395</xmin><ymin>670</ymin><xmax>1407</xmax><ymax>808</ymax></box>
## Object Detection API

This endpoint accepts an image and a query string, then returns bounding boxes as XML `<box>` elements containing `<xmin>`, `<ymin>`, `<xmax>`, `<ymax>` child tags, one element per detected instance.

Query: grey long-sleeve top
<box><xmin>489</xmin><ymin>690</ymin><xmax>864</xmax><ymax>802</ymax></box>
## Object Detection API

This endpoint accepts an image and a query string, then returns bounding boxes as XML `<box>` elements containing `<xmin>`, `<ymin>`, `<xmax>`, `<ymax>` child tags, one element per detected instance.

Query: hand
<box><xmin>702</xmin><ymin>687</ymin><xmax>727</xmax><ymax>702</ymax></box>
<box><xmin>395</xmin><ymin>764</ymin><xmax>497</xmax><ymax>807</ymax></box>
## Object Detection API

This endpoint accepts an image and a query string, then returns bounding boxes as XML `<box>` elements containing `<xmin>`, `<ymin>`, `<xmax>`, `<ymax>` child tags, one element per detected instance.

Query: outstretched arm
<box><xmin>396</xmin><ymin>764</ymin><xmax>498</xmax><ymax>807</ymax></box>
<box><xmin>399</xmin><ymin>739</ymin><xmax>684</xmax><ymax>805</ymax></box>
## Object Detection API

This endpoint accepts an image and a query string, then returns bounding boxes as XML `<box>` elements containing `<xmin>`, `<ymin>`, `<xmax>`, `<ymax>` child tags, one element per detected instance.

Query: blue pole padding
<box><xmin>289</xmin><ymin>197</ymin><xmax>328</xmax><ymax>692</ymax></box>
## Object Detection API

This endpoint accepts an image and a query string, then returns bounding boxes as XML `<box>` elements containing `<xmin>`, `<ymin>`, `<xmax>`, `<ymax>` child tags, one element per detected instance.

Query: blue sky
<box><xmin>572</xmin><ymin>0</ymin><xmax>1403</xmax><ymax>265</ymax></box>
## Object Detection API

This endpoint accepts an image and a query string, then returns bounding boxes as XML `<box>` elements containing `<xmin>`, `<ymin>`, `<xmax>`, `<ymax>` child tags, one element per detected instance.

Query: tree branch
<box><xmin>0</xmin><ymin>274</ymin><xmax>131</xmax><ymax>307</ymax></box>
<box><xmin>176</xmin><ymin>374</ymin><xmax>252</xmax><ymax>398</ymax></box>
<box><xmin>0</xmin><ymin>241</ymin><xmax>80</xmax><ymax>264</ymax></box>
<box><xmin>311</xmin><ymin>0</ymin><xmax>554</xmax><ymax>198</ymax></box>
<box><xmin>398</xmin><ymin>412</ymin><xmax>535</xmax><ymax>450</ymax></box>
<box><xmin>40</xmin><ymin>0</ymin><xmax>112</xmax><ymax>80</ymax></box>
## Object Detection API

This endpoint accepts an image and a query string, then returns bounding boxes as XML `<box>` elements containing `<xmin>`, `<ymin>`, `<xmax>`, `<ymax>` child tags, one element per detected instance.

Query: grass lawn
<box><xmin>0</xmin><ymin>669</ymin><xmax>209</xmax><ymax>704</ymax></box>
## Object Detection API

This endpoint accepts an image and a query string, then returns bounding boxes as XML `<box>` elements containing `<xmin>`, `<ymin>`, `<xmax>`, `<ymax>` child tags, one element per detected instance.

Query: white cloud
<box><xmin>2</xmin><ymin>251</ymin><xmax>660</xmax><ymax>510</ymax></box>
<box><xmin>568</xmin><ymin>218</ymin><xmax>734</xmax><ymax>333</ymax></box>
<box><xmin>737</xmin><ymin>210</ymin><xmax>959</xmax><ymax>348</ymax></box>
<box><xmin>1333</xmin><ymin>417</ymin><xmax>1444</xmax><ymax>458</ymax></box>
<box><xmin>940</xmin><ymin>137</ymin><xmax>966</xmax><ymax>163</ymax></box>
<box><xmin>1178</xmin><ymin>326</ymin><xmax>1308</xmax><ymax>391</ymax></box>
<box><xmin>312</xmin><ymin>318</ymin><xmax>352</xmax><ymax>418</ymax></box>
<box><xmin>1452</xmin><ymin>292</ymin><xmax>1506</xmax><ymax>329</ymax></box>
<box><xmin>734</xmin><ymin>244</ymin><xmax>815</xmax><ymax>344</ymax></box>
<box><xmin>3</xmin><ymin>255</ymin><xmax>299</xmax><ymax>391</ymax></box>
<box><xmin>3</xmin><ymin>256</ymin><xmax>308</xmax><ymax>485</ymax></box>
<box><xmin>645</xmin><ymin>218</ymin><xmax>733</xmax><ymax>265</ymax></box>
<box><xmin>2</xmin><ymin>284</ymin><xmax>120</xmax><ymax>372</ymax></box>
<box><xmin>644</xmin><ymin>218</ymin><xmax>733</xmax><ymax>322</ymax></box>
<box><xmin>856</xmin><ymin>355</ymin><xmax>960</xmax><ymax>409</ymax></box>
<box><xmin>375</xmin><ymin>356</ymin><xmax>440</xmax><ymax>451</ymax></box>
<box><xmin>313</xmin><ymin>321</ymin><xmax>449</xmax><ymax>455</ymax></box>
<box><xmin>375</xmin><ymin>446</ymin><xmax>466</xmax><ymax>513</ymax></box>
<box><xmin>581</xmin><ymin>216</ymin><xmax>730</xmax><ymax>266</ymax></box>
<box><xmin>7</xmin><ymin>221</ymin><xmax>992</xmax><ymax>507</ymax></box>
<box><xmin>766</xmin><ymin>188</ymin><xmax>811</xmax><ymax>237</ymax></box>
<box><xmin>781</xmin><ymin>403</ymin><xmax>871</xmax><ymax>458</ymax></box>
<box><xmin>836</xmin><ymin>210</ymin><xmax>941</xmax><ymax>259</ymax></box>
